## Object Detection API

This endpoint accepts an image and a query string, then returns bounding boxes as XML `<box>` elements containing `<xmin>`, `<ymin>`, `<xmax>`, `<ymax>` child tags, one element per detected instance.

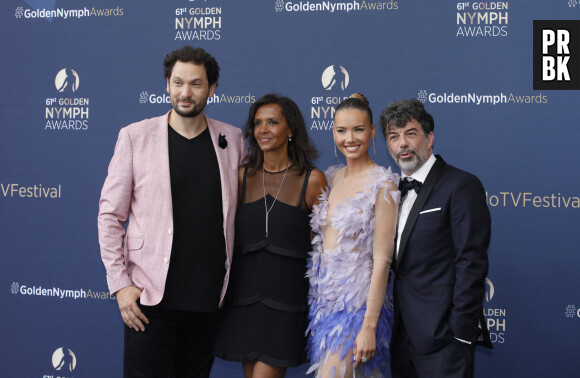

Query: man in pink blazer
<box><xmin>98</xmin><ymin>46</ymin><xmax>247</xmax><ymax>377</ymax></box>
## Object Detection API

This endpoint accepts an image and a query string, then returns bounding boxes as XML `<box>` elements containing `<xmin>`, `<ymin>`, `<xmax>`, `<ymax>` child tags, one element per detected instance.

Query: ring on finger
<box><xmin>361</xmin><ymin>357</ymin><xmax>368</xmax><ymax>363</ymax></box>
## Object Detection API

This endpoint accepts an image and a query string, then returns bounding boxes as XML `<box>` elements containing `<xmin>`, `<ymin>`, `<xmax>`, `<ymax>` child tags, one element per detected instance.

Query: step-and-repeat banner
<box><xmin>1</xmin><ymin>1</ymin><xmax>579</xmax><ymax>377</ymax></box>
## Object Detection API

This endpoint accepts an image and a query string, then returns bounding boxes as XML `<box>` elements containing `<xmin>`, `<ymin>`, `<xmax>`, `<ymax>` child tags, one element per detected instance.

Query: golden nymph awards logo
<box><xmin>456</xmin><ymin>1</ymin><xmax>509</xmax><ymax>37</ymax></box>
<box><xmin>310</xmin><ymin>65</ymin><xmax>350</xmax><ymax>131</ymax></box>
<box><xmin>174</xmin><ymin>4</ymin><xmax>222</xmax><ymax>41</ymax></box>
<box><xmin>45</xmin><ymin>68</ymin><xmax>89</xmax><ymax>131</ymax></box>
<box><xmin>484</xmin><ymin>277</ymin><xmax>506</xmax><ymax>344</ymax></box>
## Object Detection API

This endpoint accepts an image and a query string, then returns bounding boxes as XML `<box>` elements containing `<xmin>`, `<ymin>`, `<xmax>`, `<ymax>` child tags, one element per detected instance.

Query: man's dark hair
<box><xmin>244</xmin><ymin>94</ymin><xmax>318</xmax><ymax>175</ymax></box>
<box><xmin>379</xmin><ymin>99</ymin><xmax>434</xmax><ymax>138</ymax></box>
<box><xmin>163</xmin><ymin>46</ymin><xmax>220</xmax><ymax>87</ymax></box>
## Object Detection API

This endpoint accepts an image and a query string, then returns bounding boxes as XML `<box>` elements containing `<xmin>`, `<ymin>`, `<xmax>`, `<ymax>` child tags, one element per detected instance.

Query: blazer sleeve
<box><xmin>97</xmin><ymin>128</ymin><xmax>135</xmax><ymax>295</ymax></box>
<box><xmin>449</xmin><ymin>173</ymin><xmax>491</xmax><ymax>342</ymax></box>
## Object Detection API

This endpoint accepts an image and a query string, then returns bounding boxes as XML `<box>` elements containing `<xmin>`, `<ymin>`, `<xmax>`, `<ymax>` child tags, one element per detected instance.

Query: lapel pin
<box><xmin>218</xmin><ymin>133</ymin><xmax>227</xmax><ymax>149</ymax></box>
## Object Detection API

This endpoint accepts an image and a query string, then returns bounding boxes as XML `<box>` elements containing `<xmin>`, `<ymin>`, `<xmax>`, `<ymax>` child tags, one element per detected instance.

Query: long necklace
<box><xmin>262</xmin><ymin>163</ymin><xmax>291</xmax><ymax>237</ymax></box>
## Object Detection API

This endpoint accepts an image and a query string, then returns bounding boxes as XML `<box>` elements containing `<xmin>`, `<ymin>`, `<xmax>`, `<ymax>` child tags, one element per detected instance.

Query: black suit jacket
<box><xmin>393</xmin><ymin>155</ymin><xmax>492</xmax><ymax>354</ymax></box>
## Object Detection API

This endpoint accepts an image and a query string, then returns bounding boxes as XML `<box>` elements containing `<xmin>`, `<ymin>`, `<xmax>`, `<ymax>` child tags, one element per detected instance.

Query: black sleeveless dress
<box><xmin>214</xmin><ymin>167</ymin><xmax>312</xmax><ymax>367</ymax></box>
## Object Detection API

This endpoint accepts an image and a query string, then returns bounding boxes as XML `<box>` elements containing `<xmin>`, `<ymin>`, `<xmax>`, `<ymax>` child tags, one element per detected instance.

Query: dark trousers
<box><xmin>391</xmin><ymin>319</ymin><xmax>475</xmax><ymax>378</ymax></box>
<box><xmin>124</xmin><ymin>304</ymin><xmax>219</xmax><ymax>378</ymax></box>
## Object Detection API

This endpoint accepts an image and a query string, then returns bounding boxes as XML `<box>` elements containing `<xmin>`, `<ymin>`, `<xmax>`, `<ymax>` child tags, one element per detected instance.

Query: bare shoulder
<box><xmin>383</xmin><ymin>180</ymin><xmax>398</xmax><ymax>192</ymax></box>
<box><xmin>308</xmin><ymin>168</ymin><xmax>327</xmax><ymax>190</ymax></box>
<box><xmin>238</xmin><ymin>165</ymin><xmax>246</xmax><ymax>184</ymax></box>
<box><xmin>306</xmin><ymin>168</ymin><xmax>328</xmax><ymax>208</ymax></box>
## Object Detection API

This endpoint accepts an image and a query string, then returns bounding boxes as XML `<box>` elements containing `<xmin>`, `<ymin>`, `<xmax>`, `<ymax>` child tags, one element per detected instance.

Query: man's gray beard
<box><xmin>398</xmin><ymin>155</ymin><xmax>422</xmax><ymax>173</ymax></box>
<box><xmin>395</xmin><ymin>138</ymin><xmax>430</xmax><ymax>174</ymax></box>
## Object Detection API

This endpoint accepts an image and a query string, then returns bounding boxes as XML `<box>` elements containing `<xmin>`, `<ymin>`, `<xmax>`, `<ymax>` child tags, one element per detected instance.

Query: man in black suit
<box><xmin>379</xmin><ymin>99</ymin><xmax>492</xmax><ymax>378</ymax></box>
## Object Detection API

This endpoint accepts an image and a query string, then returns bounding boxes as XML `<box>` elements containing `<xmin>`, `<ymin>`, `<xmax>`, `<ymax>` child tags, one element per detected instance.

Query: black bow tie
<box><xmin>399</xmin><ymin>178</ymin><xmax>422</xmax><ymax>198</ymax></box>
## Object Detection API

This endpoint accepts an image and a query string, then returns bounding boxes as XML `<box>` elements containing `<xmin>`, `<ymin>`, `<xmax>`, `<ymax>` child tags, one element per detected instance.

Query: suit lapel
<box><xmin>396</xmin><ymin>155</ymin><xmax>446</xmax><ymax>265</ymax></box>
<box><xmin>206</xmin><ymin>117</ymin><xmax>231</xmax><ymax>225</ymax></box>
<box><xmin>153</xmin><ymin>112</ymin><xmax>172</xmax><ymax>206</ymax></box>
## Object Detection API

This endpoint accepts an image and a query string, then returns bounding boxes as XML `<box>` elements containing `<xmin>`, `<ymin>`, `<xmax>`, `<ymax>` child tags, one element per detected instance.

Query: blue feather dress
<box><xmin>306</xmin><ymin>164</ymin><xmax>400</xmax><ymax>377</ymax></box>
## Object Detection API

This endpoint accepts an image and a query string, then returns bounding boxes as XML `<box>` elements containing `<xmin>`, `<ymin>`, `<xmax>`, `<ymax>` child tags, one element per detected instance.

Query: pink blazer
<box><xmin>98</xmin><ymin>111</ymin><xmax>247</xmax><ymax>307</ymax></box>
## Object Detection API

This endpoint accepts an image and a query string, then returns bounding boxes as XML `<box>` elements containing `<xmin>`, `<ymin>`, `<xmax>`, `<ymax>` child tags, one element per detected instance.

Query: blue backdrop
<box><xmin>1</xmin><ymin>0</ymin><xmax>579</xmax><ymax>377</ymax></box>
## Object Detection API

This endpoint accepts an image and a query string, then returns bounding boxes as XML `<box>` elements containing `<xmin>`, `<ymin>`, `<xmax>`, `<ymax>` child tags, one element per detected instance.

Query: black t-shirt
<box><xmin>160</xmin><ymin>125</ymin><xmax>225</xmax><ymax>312</ymax></box>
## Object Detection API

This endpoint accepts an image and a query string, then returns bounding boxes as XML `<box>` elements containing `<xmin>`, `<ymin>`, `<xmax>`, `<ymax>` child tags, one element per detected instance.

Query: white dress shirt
<box><xmin>395</xmin><ymin>153</ymin><xmax>437</xmax><ymax>257</ymax></box>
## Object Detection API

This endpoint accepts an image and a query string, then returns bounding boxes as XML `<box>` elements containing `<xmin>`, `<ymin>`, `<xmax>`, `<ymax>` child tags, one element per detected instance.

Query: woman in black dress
<box><xmin>214</xmin><ymin>94</ymin><xmax>327</xmax><ymax>378</ymax></box>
